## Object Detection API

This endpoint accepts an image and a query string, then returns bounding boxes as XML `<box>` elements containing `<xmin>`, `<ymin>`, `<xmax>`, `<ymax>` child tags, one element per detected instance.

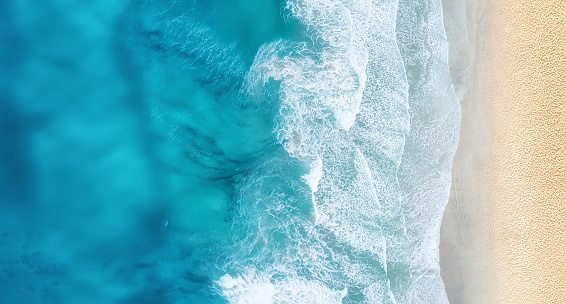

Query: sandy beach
<box><xmin>440</xmin><ymin>0</ymin><xmax>566</xmax><ymax>303</ymax></box>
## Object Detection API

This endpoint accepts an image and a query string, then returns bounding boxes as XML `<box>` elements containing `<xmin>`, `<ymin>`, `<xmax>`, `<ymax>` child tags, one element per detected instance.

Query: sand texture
<box><xmin>486</xmin><ymin>0</ymin><xmax>566</xmax><ymax>302</ymax></box>
<box><xmin>441</xmin><ymin>0</ymin><xmax>566</xmax><ymax>303</ymax></box>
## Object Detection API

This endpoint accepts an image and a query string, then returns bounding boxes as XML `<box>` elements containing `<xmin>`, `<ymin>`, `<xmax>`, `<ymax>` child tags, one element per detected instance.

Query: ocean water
<box><xmin>0</xmin><ymin>0</ymin><xmax>460</xmax><ymax>303</ymax></box>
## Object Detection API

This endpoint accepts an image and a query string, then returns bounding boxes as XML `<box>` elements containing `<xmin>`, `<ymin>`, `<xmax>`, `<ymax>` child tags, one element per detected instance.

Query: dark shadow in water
<box><xmin>0</xmin><ymin>98</ymin><xmax>36</xmax><ymax>206</ymax></box>
<box><xmin>0</xmin><ymin>2</ymin><xmax>35</xmax><ymax>205</ymax></box>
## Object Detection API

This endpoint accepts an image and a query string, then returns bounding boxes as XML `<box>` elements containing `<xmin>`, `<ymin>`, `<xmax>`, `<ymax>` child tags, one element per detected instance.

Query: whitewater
<box><xmin>131</xmin><ymin>0</ymin><xmax>460</xmax><ymax>302</ymax></box>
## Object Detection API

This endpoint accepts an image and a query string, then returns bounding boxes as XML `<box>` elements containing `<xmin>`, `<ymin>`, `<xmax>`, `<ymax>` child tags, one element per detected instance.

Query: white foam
<box><xmin>218</xmin><ymin>270</ymin><xmax>347</xmax><ymax>304</ymax></box>
<box><xmin>219</xmin><ymin>271</ymin><xmax>275</xmax><ymax>304</ymax></box>
<box><xmin>394</xmin><ymin>0</ymin><xmax>461</xmax><ymax>302</ymax></box>
<box><xmin>245</xmin><ymin>0</ymin><xmax>371</xmax><ymax>162</ymax></box>
<box><xmin>227</xmin><ymin>0</ymin><xmax>460</xmax><ymax>302</ymax></box>
<box><xmin>273</xmin><ymin>278</ymin><xmax>346</xmax><ymax>304</ymax></box>
<box><xmin>237</xmin><ymin>0</ymin><xmax>396</xmax><ymax>301</ymax></box>
<box><xmin>302</xmin><ymin>156</ymin><xmax>323</xmax><ymax>193</ymax></box>
<box><xmin>302</xmin><ymin>156</ymin><xmax>323</xmax><ymax>224</ymax></box>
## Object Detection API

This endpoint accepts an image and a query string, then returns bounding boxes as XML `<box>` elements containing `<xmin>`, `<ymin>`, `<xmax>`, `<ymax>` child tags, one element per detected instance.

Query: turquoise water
<box><xmin>0</xmin><ymin>0</ymin><xmax>459</xmax><ymax>303</ymax></box>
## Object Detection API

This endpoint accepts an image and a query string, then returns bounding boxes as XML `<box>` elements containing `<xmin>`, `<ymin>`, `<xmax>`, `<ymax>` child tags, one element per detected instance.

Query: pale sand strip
<box><xmin>441</xmin><ymin>0</ymin><xmax>566</xmax><ymax>303</ymax></box>
<box><xmin>440</xmin><ymin>0</ymin><xmax>494</xmax><ymax>302</ymax></box>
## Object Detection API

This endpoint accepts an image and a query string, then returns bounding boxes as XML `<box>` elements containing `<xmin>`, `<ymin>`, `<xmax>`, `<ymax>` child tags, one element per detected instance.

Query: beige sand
<box><xmin>440</xmin><ymin>0</ymin><xmax>566</xmax><ymax>303</ymax></box>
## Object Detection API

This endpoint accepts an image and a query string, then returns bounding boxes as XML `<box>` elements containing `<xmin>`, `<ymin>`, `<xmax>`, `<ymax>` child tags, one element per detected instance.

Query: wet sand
<box><xmin>440</xmin><ymin>0</ymin><xmax>566</xmax><ymax>303</ymax></box>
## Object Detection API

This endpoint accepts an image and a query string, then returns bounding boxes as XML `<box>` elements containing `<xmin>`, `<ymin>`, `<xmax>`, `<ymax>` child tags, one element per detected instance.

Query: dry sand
<box><xmin>440</xmin><ymin>0</ymin><xmax>566</xmax><ymax>303</ymax></box>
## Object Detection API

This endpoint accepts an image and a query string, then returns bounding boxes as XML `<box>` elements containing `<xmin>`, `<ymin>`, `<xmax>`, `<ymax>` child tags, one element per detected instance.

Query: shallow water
<box><xmin>0</xmin><ymin>0</ymin><xmax>459</xmax><ymax>303</ymax></box>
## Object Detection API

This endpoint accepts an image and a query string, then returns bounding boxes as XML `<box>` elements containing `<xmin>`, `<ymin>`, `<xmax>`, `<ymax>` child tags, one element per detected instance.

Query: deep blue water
<box><xmin>0</xmin><ymin>0</ymin><xmax>460</xmax><ymax>303</ymax></box>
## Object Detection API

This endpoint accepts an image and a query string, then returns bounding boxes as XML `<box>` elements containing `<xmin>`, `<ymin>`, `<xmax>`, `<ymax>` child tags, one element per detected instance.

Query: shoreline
<box><xmin>440</xmin><ymin>0</ymin><xmax>566</xmax><ymax>303</ymax></box>
<box><xmin>440</xmin><ymin>0</ymin><xmax>493</xmax><ymax>302</ymax></box>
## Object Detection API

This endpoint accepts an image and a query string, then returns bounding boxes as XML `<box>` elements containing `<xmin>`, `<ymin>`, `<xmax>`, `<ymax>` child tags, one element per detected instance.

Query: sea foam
<box><xmin>221</xmin><ymin>0</ymin><xmax>460</xmax><ymax>303</ymax></box>
<box><xmin>129</xmin><ymin>0</ymin><xmax>460</xmax><ymax>302</ymax></box>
